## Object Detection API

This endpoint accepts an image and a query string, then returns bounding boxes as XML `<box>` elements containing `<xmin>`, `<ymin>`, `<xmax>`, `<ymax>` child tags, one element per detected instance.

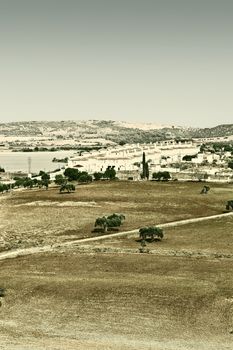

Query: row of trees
<box><xmin>0</xmin><ymin>176</ymin><xmax>50</xmax><ymax>193</ymax></box>
<box><xmin>55</xmin><ymin>167</ymin><xmax>115</xmax><ymax>193</ymax></box>
<box><xmin>63</xmin><ymin>167</ymin><xmax>117</xmax><ymax>182</ymax></box>
<box><xmin>13</xmin><ymin>171</ymin><xmax>51</xmax><ymax>190</ymax></box>
<box><xmin>0</xmin><ymin>165</ymin><xmax>118</xmax><ymax>195</ymax></box>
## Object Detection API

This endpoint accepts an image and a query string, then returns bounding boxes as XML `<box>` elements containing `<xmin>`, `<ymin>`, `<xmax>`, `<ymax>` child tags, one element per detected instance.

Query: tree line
<box><xmin>0</xmin><ymin>166</ymin><xmax>118</xmax><ymax>194</ymax></box>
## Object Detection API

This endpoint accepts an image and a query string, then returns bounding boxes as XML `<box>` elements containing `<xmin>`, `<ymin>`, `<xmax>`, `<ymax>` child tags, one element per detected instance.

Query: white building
<box><xmin>67</xmin><ymin>140</ymin><xmax>200</xmax><ymax>175</ymax></box>
<box><xmin>191</xmin><ymin>152</ymin><xmax>220</xmax><ymax>164</ymax></box>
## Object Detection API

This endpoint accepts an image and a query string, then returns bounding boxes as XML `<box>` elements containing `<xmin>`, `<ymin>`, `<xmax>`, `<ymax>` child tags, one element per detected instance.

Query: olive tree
<box><xmin>226</xmin><ymin>200</ymin><xmax>233</xmax><ymax>211</ymax></box>
<box><xmin>59</xmin><ymin>183</ymin><xmax>75</xmax><ymax>193</ymax></box>
<box><xmin>94</xmin><ymin>213</ymin><xmax>125</xmax><ymax>232</ymax></box>
<box><xmin>139</xmin><ymin>226</ymin><xmax>164</xmax><ymax>242</ymax></box>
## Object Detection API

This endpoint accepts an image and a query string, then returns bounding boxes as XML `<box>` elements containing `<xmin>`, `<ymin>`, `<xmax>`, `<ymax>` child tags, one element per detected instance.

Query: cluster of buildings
<box><xmin>67</xmin><ymin>138</ymin><xmax>233</xmax><ymax>182</ymax></box>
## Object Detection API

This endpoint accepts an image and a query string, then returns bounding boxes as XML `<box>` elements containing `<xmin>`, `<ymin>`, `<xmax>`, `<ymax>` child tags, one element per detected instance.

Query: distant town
<box><xmin>0</xmin><ymin>120</ymin><xmax>233</xmax><ymax>184</ymax></box>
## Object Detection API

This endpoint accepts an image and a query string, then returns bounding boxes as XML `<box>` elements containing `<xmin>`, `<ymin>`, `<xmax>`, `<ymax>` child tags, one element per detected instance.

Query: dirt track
<box><xmin>0</xmin><ymin>211</ymin><xmax>232</xmax><ymax>261</ymax></box>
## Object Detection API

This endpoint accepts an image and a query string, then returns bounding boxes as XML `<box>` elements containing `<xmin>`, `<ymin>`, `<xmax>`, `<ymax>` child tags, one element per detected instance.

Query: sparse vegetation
<box><xmin>0</xmin><ymin>180</ymin><xmax>233</xmax><ymax>348</ymax></box>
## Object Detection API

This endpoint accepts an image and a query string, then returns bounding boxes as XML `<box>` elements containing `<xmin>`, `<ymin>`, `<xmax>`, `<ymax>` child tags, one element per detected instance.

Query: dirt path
<box><xmin>0</xmin><ymin>211</ymin><xmax>232</xmax><ymax>261</ymax></box>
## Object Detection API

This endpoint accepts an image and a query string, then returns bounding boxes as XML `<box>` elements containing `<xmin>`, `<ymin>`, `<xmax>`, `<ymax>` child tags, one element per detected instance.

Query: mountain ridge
<box><xmin>0</xmin><ymin>120</ymin><xmax>232</xmax><ymax>144</ymax></box>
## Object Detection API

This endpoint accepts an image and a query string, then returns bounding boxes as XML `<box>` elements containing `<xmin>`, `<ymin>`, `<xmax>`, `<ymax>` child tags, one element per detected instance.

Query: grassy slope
<box><xmin>0</xmin><ymin>252</ymin><xmax>233</xmax><ymax>349</ymax></box>
<box><xmin>93</xmin><ymin>216</ymin><xmax>233</xmax><ymax>255</ymax></box>
<box><xmin>0</xmin><ymin>182</ymin><xmax>233</xmax><ymax>348</ymax></box>
<box><xmin>1</xmin><ymin>181</ymin><xmax>232</xmax><ymax>250</ymax></box>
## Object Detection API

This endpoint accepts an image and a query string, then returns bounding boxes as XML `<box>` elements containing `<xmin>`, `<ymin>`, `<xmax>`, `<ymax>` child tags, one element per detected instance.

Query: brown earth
<box><xmin>0</xmin><ymin>181</ymin><xmax>233</xmax><ymax>349</ymax></box>
<box><xmin>0</xmin><ymin>251</ymin><xmax>233</xmax><ymax>349</ymax></box>
<box><xmin>91</xmin><ymin>216</ymin><xmax>233</xmax><ymax>256</ymax></box>
<box><xmin>0</xmin><ymin>181</ymin><xmax>232</xmax><ymax>250</ymax></box>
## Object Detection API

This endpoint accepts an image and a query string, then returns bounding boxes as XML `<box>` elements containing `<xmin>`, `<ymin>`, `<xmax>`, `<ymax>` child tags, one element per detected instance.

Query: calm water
<box><xmin>0</xmin><ymin>151</ymin><xmax>76</xmax><ymax>173</ymax></box>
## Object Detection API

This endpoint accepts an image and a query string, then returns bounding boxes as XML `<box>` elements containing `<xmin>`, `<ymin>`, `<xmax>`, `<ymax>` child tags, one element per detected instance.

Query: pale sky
<box><xmin>1</xmin><ymin>0</ymin><xmax>233</xmax><ymax>127</ymax></box>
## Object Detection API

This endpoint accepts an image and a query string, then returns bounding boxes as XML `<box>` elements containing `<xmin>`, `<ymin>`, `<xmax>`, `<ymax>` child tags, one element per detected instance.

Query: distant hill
<box><xmin>190</xmin><ymin>124</ymin><xmax>233</xmax><ymax>138</ymax></box>
<box><xmin>0</xmin><ymin>120</ymin><xmax>232</xmax><ymax>144</ymax></box>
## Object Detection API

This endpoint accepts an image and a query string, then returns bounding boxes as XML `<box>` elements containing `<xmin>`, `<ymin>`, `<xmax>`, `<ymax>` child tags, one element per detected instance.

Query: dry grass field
<box><xmin>0</xmin><ymin>251</ymin><xmax>233</xmax><ymax>349</ymax></box>
<box><xmin>92</xmin><ymin>216</ymin><xmax>233</xmax><ymax>257</ymax></box>
<box><xmin>0</xmin><ymin>181</ymin><xmax>232</xmax><ymax>250</ymax></box>
<box><xmin>0</xmin><ymin>181</ymin><xmax>233</xmax><ymax>349</ymax></box>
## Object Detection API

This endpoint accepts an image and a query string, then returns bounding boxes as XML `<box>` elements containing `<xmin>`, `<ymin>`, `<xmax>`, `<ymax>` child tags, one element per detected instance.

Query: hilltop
<box><xmin>0</xmin><ymin>120</ymin><xmax>233</xmax><ymax>145</ymax></box>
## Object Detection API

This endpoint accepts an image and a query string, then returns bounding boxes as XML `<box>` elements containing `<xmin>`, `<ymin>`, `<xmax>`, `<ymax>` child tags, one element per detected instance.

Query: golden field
<box><xmin>0</xmin><ymin>181</ymin><xmax>233</xmax><ymax>349</ymax></box>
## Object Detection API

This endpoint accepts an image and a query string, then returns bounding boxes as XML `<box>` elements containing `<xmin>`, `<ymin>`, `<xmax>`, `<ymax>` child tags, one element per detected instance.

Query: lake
<box><xmin>0</xmin><ymin>151</ymin><xmax>77</xmax><ymax>173</ymax></box>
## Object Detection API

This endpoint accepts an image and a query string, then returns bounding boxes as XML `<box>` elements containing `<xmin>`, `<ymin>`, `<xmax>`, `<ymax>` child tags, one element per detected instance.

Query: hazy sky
<box><xmin>1</xmin><ymin>0</ymin><xmax>233</xmax><ymax>127</ymax></box>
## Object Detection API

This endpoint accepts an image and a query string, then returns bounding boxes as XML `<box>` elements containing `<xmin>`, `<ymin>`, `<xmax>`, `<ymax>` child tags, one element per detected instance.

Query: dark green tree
<box><xmin>41</xmin><ymin>179</ymin><xmax>50</xmax><ymax>190</ymax></box>
<box><xmin>23</xmin><ymin>178</ymin><xmax>33</xmax><ymax>188</ymax></box>
<box><xmin>64</xmin><ymin>168</ymin><xmax>80</xmax><ymax>181</ymax></box>
<box><xmin>142</xmin><ymin>152</ymin><xmax>147</xmax><ymax>179</ymax></box>
<box><xmin>78</xmin><ymin>172</ymin><xmax>92</xmax><ymax>183</ymax></box>
<box><xmin>94</xmin><ymin>213</ymin><xmax>125</xmax><ymax>232</ymax></box>
<box><xmin>139</xmin><ymin>226</ymin><xmax>164</xmax><ymax>242</ymax></box>
<box><xmin>60</xmin><ymin>183</ymin><xmax>75</xmax><ymax>193</ymax></box>
<box><xmin>93</xmin><ymin>172</ymin><xmax>103</xmax><ymax>181</ymax></box>
<box><xmin>141</xmin><ymin>152</ymin><xmax>149</xmax><ymax>180</ymax></box>
<box><xmin>200</xmin><ymin>185</ymin><xmax>210</xmax><ymax>194</ymax></box>
<box><xmin>104</xmin><ymin>167</ymin><xmax>116</xmax><ymax>180</ymax></box>
<box><xmin>55</xmin><ymin>174</ymin><xmax>66</xmax><ymax>186</ymax></box>
<box><xmin>39</xmin><ymin>171</ymin><xmax>50</xmax><ymax>181</ymax></box>
<box><xmin>226</xmin><ymin>200</ymin><xmax>233</xmax><ymax>211</ymax></box>
<box><xmin>14</xmin><ymin>178</ymin><xmax>25</xmax><ymax>188</ymax></box>
<box><xmin>152</xmin><ymin>171</ymin><xmax>171</xmax><ymax>181</ymax></box>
